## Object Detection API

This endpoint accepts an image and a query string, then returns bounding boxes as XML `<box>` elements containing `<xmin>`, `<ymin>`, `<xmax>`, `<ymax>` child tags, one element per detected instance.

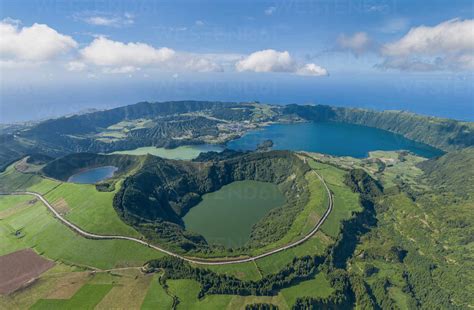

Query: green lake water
<box><xmin>109</xmin><ymin>144</ymin><xmax>223</xmax><ymax>160</ymax></box>
<box><xmin>228</xmin><ymin>122</ymin><xmax>443</xmax><ymax>158</ymax></box>
<box><xmin>183</xmin><ymin>180</ymin><xmax>286</xmax><ymax>247</ymax></box>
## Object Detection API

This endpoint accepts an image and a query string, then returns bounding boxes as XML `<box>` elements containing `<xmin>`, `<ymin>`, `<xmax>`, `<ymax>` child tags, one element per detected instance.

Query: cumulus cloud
<box><xmin>235</xmin><ymin>49</ymin><xmax>328</xmax><ymax>76</ymax></box>
<box><xmin>379</xmin><ymin>18</ymin><xmax>474</xmax><ymax>71</ymax></box>
<box><xmin>76</xmin><ymin>12</ymin><xmax>134</xmax><ymax>27</ymax></box>
<box><xmin>236</xmin><ymin>49</ymin><xmax>294</xmax><ymax>73</ymax></box>
<box><xmin>0</xmin><ymin>19</ymin><xmax>77</xmax><ymax>63</ymax></box>
<box><xmin>80</xmin><ymin>37</ymin><xmax>174</xmax><ymax>68</ymax></box>
<box><xmin>296</xmin><ymin>63</ymin><xmax>329</xmax><ymax>76</ymax></box>
<box><xmin>78</xmin><ymin>37</ymin><xmax>223</xmax><ymax>73</ymax></box>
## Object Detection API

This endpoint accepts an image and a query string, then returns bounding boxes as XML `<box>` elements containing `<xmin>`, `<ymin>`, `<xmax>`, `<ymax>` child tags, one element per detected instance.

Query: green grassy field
<box><xmin>31</xmin><ymin>284</ymin><xmax>113</xmax><ymax>310</ymax></box>
<box><xmin>167</xmin><ymin>279</ymin><xmax>234</xmax><ymax>310</ymax></box>
<box><xmin>141</xmin><ymin>274</ymin><xmax>174</xmax><ymax>310</ymax></box>
<box><xmin>308</xmin><ymin>160</ymin><xmax>362</xmax><ymax>238</ymax></box>
<box><xmin>0</xmin><ymin>161</ymin><xmax>142</xmax><ymax>238</ymax></box>
<box><xmin>0</xmin><ymin>195</ymin><xmax>164</xmax><ymax>269</ymax></box>
<box><xmin>44</xmin><ymin>182</ymin><xmax>141</xmax><ymax>237</ymax></box>
<box><xmin>280</xmin><ymin>272</ymin><xmax>334</xmax><ymax>306</ymax></box>
<box><xmin>256</xmin><ymin>231</ymin><xmax>332</xmax><ymax>275</ymax></box>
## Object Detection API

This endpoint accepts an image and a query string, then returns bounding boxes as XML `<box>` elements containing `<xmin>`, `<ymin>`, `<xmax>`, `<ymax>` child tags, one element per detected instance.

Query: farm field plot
<box><xmin>0</xmin><ymin>249</ymin><xmax>55</xmax><ymax>295</ymax></box>
<box><xmin>31</xmin><ymin>284</ymin><xmax>113</xmax><ymax>310</ymax></box>
<box><xmin>0</xmin><ymin>195</ymin><xmax>163</xmax><ymax>270</ymax></box>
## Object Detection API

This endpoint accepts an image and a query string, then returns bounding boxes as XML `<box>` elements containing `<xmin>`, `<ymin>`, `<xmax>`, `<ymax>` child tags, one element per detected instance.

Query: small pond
<box><xmin>67</xmin><ymin>166</ymin><xmax>118</xmax><ymax>184</ymax></box>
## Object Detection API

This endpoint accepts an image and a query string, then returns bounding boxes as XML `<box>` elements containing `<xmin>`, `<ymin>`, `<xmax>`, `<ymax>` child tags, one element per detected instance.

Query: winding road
<box><xmin>1</xmin><ymin>170</ymin><xmax>333</xmax><ymax>266</ymax></box>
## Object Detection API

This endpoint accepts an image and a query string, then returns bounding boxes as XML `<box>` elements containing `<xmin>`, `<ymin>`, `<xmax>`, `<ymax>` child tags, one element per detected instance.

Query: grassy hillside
<box><xmin>417</xmin><ymin>147</ymin><xmax>474</xmax><ymax>199</ymax></box>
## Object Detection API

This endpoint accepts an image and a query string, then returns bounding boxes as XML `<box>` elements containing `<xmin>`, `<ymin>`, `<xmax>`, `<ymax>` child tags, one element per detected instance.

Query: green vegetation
<box><xmin>0</xmin><ymin>194</ymin><xmax>163</xmax><ymax>269</ymax></box>
<box><xmin>141</xmin><ymin>274</ymin><xmax>174</xmax><ymax>310</ymax></box>
<box><xmin>145</xmin><ymin>255</ymin><xmax>324</xmax><ymax>297</ymax></box>
<box><xmin>308</xmin><ymin>160</ymin><xmax>362</xmax><ymax>238</ymax></box>
<box><xmin>279</xmin><ymin>272</ymin><xmax>333</xmax><ymax>306</ymax></box>
<box><xmin>31</xmin><ymin>284</ymin><xmax>113</xmax><ymax>310</ymax></box>
<box><xmin>0</xmin><ymin>99</ymin><xmax>472</xmax><ymax>309</ymax></box>
<box><xmin>44</xmin><ymin>182</ymin><xmax>141</xmax><ymax>237</ymax></box>
<box><xmin>335</xmin><ymin>149</ymin><xmax>474</xmax><ymax>309</ymax></box>
<box><xmin>203</xmin><ymin>262</ymin><xmax>262</xmax><ymax>281</ymax></box>
<box><xmin>114</xmin><ymin>150</ymin><xmax>311</xmax><ymax>255</ymax></box>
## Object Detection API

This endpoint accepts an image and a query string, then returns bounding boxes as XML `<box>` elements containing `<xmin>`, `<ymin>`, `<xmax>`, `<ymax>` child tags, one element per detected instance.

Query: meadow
<box><xmin>0</xmin><ymin>195</ymin><xmax>163</xmax><ymax>269</ymax></box>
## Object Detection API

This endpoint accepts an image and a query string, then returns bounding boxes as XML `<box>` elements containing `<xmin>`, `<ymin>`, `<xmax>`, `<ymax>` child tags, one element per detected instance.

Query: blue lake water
<box><xmin>227</xmin><ymin>122</ymin><xmax>443</xmax><ymax>158</ymax></box>
<box><xmin>67</xmin><ymin>166</ymin><xmax>118</xmax><ymax>184</ymax></box>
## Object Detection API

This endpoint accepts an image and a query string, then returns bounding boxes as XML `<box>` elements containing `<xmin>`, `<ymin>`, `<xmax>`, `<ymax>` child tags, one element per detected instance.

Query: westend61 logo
<box><xmin>270</xmin><ymin>0</ymin><xmax>398</xmax><ymax>16</ymax></box>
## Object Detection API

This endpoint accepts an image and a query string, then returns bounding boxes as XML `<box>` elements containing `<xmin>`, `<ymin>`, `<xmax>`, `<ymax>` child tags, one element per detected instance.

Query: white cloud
<box><xmin>80</xmin><ymin>37</ymin><xmax>175</xmax><ymax>68</ymax></box>
<box><xmin>337</xmin><ymin>32</ymin><xmax>372</xmax><ymax>56</ymax></box>
<box><xmin>76</xmin><ymin>12</ymin><xmax>134</xmax><ymax>27</ymax></box>
<box><xmin>236</xmin><ymin>49</ymin><xmax>294</xmax><ymax>73</ymax></box>
<box><xmin>380</xmin><ymin>18</ymin><xmax>474</xmax><ymax>71</ymax></box>
<box><xmin>66</xmin><ymin>61</ymin><xmax>86</xmax><ymax>71</ymax></box>
<box><xmin>195</xmin><ymin>20</ymin><xmax>205</xmax><ymax>26</ymax></box>
<box><xmin>296</xmin><ymin>63</ymin><xmax>329</xmax><ymax>76</ymax></box>
<box><xmin>0</xmin><ymin>19</ymin><xmax>77</xmax><ymax>62</ymax></box>
<box><xmin>78</xmin><ymin>37</ymin><xmax>223</xmax><ymax>74</ymax></box>
<box><xmin>235</xmin><ymin>49</ymin><xmax>328</xmax><ymax>76</ymax></box>
<box><xmin>264</xmin><ymin>6</ymin><xmax>276</xmax><ymax>16</ymax></box>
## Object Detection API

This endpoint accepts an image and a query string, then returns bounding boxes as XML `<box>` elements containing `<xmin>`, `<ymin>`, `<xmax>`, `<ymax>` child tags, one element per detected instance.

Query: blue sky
<box><xmin>0</xmin><ymin>0</ymin><xmax>473</xmax><ymax>122</ymax></box>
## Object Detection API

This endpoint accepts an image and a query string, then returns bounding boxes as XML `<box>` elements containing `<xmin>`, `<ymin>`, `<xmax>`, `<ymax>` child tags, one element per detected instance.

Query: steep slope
<box><xmin>113</xmin><ymin>151</ymin><xmax>311</xmax><ymax>252</ymax></box>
